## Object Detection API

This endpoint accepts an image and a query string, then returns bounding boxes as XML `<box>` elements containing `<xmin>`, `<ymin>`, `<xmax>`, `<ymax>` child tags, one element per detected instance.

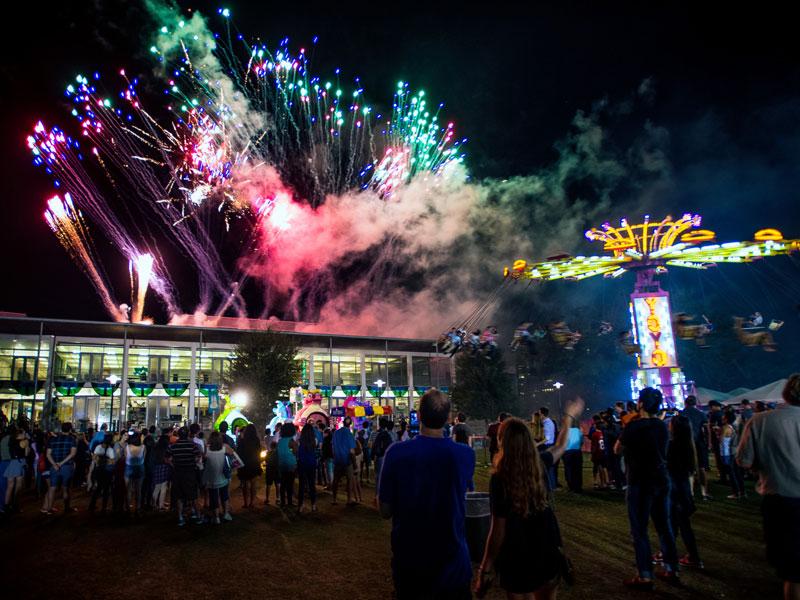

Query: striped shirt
<box><xmin>168</xmin><ymin>439</ymin><xmax>200</xmax><ymax>469</ymax></box>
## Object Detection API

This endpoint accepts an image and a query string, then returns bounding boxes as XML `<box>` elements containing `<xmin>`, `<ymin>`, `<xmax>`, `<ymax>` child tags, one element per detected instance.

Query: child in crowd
<box><xmin>263</xmin><ymin>441</ymin><xmax>280</xmax><ymax>505</ymax></box>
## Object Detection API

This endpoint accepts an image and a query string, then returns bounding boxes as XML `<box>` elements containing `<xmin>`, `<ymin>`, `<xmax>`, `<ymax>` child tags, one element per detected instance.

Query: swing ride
<box><xmin>501</xmin><ymin>213</ymin><xmax>800</xmax><ymax>408</ymax></box>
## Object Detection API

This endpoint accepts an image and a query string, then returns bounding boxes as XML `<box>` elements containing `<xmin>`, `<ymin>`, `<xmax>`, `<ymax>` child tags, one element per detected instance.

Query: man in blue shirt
<box><xmin>90</xmin><ymin>423</ymin><xmax>107</xmax><ymax>452</ymax></box>
<box><xmin>331</xmin><ymin>416</ymin><xmax>356</xmax><ymax>505</ymax></box>
<box><xmin>379</xmin><ymin>388</ymin><xmax>475</xmax><ymax>600</ymax></box>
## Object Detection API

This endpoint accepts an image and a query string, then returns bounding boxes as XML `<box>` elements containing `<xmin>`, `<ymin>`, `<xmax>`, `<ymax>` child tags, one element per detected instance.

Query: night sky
<box><xmin>1</xmin><ymin>2</ymin><xmax>799</xmax><ymax>395</ymax></box>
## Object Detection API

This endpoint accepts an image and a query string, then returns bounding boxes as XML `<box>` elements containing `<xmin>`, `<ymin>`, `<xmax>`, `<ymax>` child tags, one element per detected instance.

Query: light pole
<box><xmin>106</xmin><ymin>374</ymin><xmax>120</xmax><ymax>431</ymax></box>
<box><xmin>374</xmin><ymin>379</ymin><xmax>385</xmax><ymax>404</ymax></box>
<box><xmin>553</xmin><ymin>381</ymin><xmax>564</xmax><ymax>418</ymax></box>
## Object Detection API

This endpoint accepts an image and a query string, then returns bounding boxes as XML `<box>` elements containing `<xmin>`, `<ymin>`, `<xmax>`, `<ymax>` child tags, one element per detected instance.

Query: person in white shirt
<box><xmin>540</xmin><ymin>407</ymin><xmax>558</xmax><ymax>488</ymax></box>
<box><xmin>737</xmin><ymin>374</ymin><xmax>800</xmax><ymax>600</ymax></box>
<box><xmin>88</xmin><ymin>434</ymin><xmax>115</xmax><ymax>513</ymax></box>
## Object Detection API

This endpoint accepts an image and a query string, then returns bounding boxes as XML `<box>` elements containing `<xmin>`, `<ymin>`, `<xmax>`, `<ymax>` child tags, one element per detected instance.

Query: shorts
<box><xmin>334</xmin><ymin>463</ymin><xmax>353</xmax><ymax>479</ymax></box>
<box><xmin>208</xmin><ymin>484</ymin><xmax>230</xmax><ymax>510</ymax></box>
<box><xmin>125</xmin><ymin>464</ymin><xmax>144</xmax><ymax>480</ymax></box>
<box><xmin>173</xmin><ymin>468</ymin><xmax>198</xmax><ymax>502</ymax></box>
<box><xmin>50</xmin><ymin>463</ymin><xmax>75</xmax><ymax>487</ymax></box>
<box><xmin>762</xmin><ymin>495</ymin><xmax>800</xmax><ymax>583</ymax></box>
<box><xmin>4</xmin><ymin>458</ymin><xmax>25</xmax><ymax>479</ymax></box>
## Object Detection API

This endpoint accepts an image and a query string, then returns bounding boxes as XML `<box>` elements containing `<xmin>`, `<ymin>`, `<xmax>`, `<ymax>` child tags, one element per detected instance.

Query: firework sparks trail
<box><xmin>131</xmin><ymin>253</ymin><xmax>154</xmax><ymax>323</ymax></box>
<box><xmin>45</xmin><ymin>194</ymin><xmax>125</xmax><ymax>321</ymax></box>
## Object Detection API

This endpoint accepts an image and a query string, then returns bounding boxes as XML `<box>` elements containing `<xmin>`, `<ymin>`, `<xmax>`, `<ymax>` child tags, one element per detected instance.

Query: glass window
<box><xmin>129</xmin><ymin>346</ymin><xmax>192</xmax><ymax>383</ymax></box>
<box><xmin>387</xmin><ymin>356</ymin><xmax>407</xmax><ymax>387</ymax></box>
<box><xmin>197</xmin><ymin>348</ymin><xmax>233</xmax><ymax>385</ymax></box>
<box><xmin>365</xmin><ymin>356</ymin><xmax>387</xmax><ymax>386</ymax></box>
<box><xmin>431</xmin><ymin>357</ymin><xmax>452</xmax><ymax>388</ymax></box>
<box><xmin>412</xmin><ymin>356</ymin><xmax>432</xmax><ymax>387</ymax></box>
<box><xmin>54</xmin><ymin>343</ymin><xmax>122</xmax><ymax>382</ymax></box>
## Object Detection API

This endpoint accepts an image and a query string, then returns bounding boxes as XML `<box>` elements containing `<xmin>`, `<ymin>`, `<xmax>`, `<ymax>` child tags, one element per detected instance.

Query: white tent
<box><xmin>727</xmin><ymin>387</ymin><xmax>752</xmax><ymax>397</ymax></box>
<box><xmin>695</xmin><ymin>387</ymin><xmax>731</xmax><ymax>404</ymax></box>
<box><xmin>724</xmin><ymin>379</ymin><xmax>787</xmax><ymax>405</ymax></box>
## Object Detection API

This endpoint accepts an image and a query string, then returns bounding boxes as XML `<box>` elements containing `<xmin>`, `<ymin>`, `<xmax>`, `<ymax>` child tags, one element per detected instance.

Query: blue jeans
<box><xmin>722</xmin><ymin>455</ymin><xmax>744</xmax><ymax>496</ymax></box>
<box><xmin>298</xmin><ymin>463</ymin><xmax>317</xmax><ymax>507</ymax></box>
<box><xmin>626</xmin><ymin>481</ymin><xmax>679</xmax><ymax>578</ymax></box>
<box><xmin>541</xmin><ymin>445</ymin><xmax>556</xmax><ymax>489</ymax></box>
<box><xmin>670</xmin><ymin>476</ymin><xmax>700</xmax><ymax>561</ymax></box>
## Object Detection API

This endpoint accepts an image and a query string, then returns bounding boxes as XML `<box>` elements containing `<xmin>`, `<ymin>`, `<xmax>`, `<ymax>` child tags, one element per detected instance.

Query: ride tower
<box><xmin>503</xmin><ymin>214</ymin><xmax>800</xmax><ymax>409</ymax></box>
<box><xmin>627</xmin><ymin>267</ymin><xmax>687</xmax><ymax>407</ymax></box>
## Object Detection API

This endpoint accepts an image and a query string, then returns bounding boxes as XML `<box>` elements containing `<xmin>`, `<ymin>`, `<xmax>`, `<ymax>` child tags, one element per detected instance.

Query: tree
<box><xmin>450</xmin><ymin>350</ymin><xmax>517</xmax><ymax>421</ymax></box>
<box><xmin>226</xmin><ymin>330</ymin><xmax>303</xmax><ymax>428</ymax></box>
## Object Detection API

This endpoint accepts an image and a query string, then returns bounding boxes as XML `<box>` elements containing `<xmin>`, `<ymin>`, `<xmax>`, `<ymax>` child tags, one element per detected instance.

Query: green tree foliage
<box><xmin>226</xmin><ymin>330</ymin><xmax>303</xmax><ymax>427</ymax></box>
<box><xmin>450</xmin><ymin>350</ymin><xmax>517</xmax><ymax>421</ymax></box>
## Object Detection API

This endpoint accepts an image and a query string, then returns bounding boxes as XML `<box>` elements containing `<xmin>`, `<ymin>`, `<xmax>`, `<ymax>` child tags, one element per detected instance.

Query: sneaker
<box><xmin>214</xmin><ymin>516</ymin><xmax>221</xmax><ymax>525</ymax></box>
<box><xmin>679</xmin><ymin>555</ymin><xmax>704</xmax><ymax>569</ymax></box>
<box><xmin>178</xmin><ymin>517</ymin><xmax>186</xmax><ymax>527</ymax></box>
<box><xmin>652</xmin><ymin>552</ymin><xmax>664</xmax><ymax>564</ymax></box>
<box><xmin>726</xmin><ymin>494</ymin><xmax>739</xmax><ymax>500</ymax></box>
<box><xmin>623</xmin><ymin>577</ymin><xmax>654</xmax><ymax>591</ymax></box>
<box><xmin>223</xmin><ymin>512</ymin><xmax>233</xmax><ymax>522</ymax></box>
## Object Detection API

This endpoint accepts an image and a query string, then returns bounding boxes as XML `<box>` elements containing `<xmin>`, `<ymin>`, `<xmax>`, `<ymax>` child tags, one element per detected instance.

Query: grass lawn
<box><xmin>2</xmin><ymin>454</ymin><xmax>778</xmax><ymax>600</ymax></box>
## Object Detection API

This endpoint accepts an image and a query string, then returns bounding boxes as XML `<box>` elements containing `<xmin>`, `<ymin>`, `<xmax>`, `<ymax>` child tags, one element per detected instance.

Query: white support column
<box><xmin>406</xmin><ymin>353</ymin><xmax>414</xmax><ymax>411</ymax></box>
<box><xmin>308</xmin><ymin>353</ymin><xmax>315</xmax><ymax>389</ymax></box>
<box><xmin>44</xmin><ymin>335</ymin><xmax>56</xmax><ymax>430</ymax></box>
<box><xmin>188</xmin><ymin>342</ymin><xmax>198</xmax><ymax>424</ymax></box>
<box><xmin>359</xmin><ymin>352</ymin><xmax>367</xmax><ymax>399</ymax></box>
<box><xmin>118</xmin><ymin>335</ymin><xmax>131</xmax><ymax>429</ymax></box>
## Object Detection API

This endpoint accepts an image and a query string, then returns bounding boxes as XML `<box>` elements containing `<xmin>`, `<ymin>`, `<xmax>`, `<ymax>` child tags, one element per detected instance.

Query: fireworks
<box><xmin>25</xmin><ymin>6</ymin><xmax>466</xmax><ymax>324</ymax></box>
<box><xmin>44</xmin><ymin>194</ymin><xmax>124</xmax><ymax>322</ymax></box>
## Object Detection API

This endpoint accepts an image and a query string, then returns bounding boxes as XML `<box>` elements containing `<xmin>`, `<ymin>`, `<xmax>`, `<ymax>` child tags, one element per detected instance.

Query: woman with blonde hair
<box><xmin>476</xmin><ymin>398</ymin><xmax>584</xmax><ymax>600</ymax></box>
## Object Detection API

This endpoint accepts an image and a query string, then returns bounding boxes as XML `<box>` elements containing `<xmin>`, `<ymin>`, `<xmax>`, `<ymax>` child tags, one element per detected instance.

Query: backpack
<box><xmin>372</xmin><ymin>430</ymin><xmax>392</xmax><ymax>458</ymax></box>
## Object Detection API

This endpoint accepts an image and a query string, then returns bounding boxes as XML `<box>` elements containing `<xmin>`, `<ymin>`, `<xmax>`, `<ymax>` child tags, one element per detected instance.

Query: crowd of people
<box><xmin>0</xmin><ymin>410</ymin><xmax>409</xmax><ymax>524</ymax></box>
<box><xmin>1</xmin><ymin>376</ymin><xmax>799</xmax><ymax>600</ymax></box>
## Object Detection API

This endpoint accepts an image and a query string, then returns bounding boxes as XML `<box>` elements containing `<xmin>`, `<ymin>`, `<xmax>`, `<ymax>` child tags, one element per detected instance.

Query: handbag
<box><xmin>230</xmin><ymin>450</ymin><xmax>244</xmax><ymax>471</ymax></box>
<box><xmin>222</xmin><ymin>454</ymin><xmax>232</xmax><ymax>479</ymax></box>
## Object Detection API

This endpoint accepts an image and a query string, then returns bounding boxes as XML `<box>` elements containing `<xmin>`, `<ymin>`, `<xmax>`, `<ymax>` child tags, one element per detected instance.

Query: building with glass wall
<box><xmin>0</xmin><ymin>316</ymin><xmax>452</xmax><ymax>431</ymax></box>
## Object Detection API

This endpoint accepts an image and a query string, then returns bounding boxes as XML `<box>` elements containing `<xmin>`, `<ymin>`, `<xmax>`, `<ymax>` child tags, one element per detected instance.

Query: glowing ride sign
<box><xmin>631</xmin><ymin>294</ymin><xmax>677</xmax><ymax>369</ymax></box>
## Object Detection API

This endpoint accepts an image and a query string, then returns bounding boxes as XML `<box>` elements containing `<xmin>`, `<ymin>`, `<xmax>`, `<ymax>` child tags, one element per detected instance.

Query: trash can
<box><xmin>465</xmin><ymin>491</ymin><xmax>491</xmax><ymax>562</ymax></box>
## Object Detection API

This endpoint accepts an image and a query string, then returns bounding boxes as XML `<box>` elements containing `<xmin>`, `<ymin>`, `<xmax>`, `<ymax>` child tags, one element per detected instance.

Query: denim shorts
<box><xmin>125</xmin><ymin>464</ymin><xmax>144</xmax><ymax>480</ymax></box>
<box><xmin>50</xmin><ymin>463</ymin><xmax>75</xmax><ymax>487</ymax></box>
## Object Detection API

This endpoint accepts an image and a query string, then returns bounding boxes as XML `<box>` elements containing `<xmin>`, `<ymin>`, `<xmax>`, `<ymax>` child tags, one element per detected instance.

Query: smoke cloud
<box><xmin>230</xmin><ymin>90</ymin><xmax>675</xmax><ymax>337</ymax></box>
